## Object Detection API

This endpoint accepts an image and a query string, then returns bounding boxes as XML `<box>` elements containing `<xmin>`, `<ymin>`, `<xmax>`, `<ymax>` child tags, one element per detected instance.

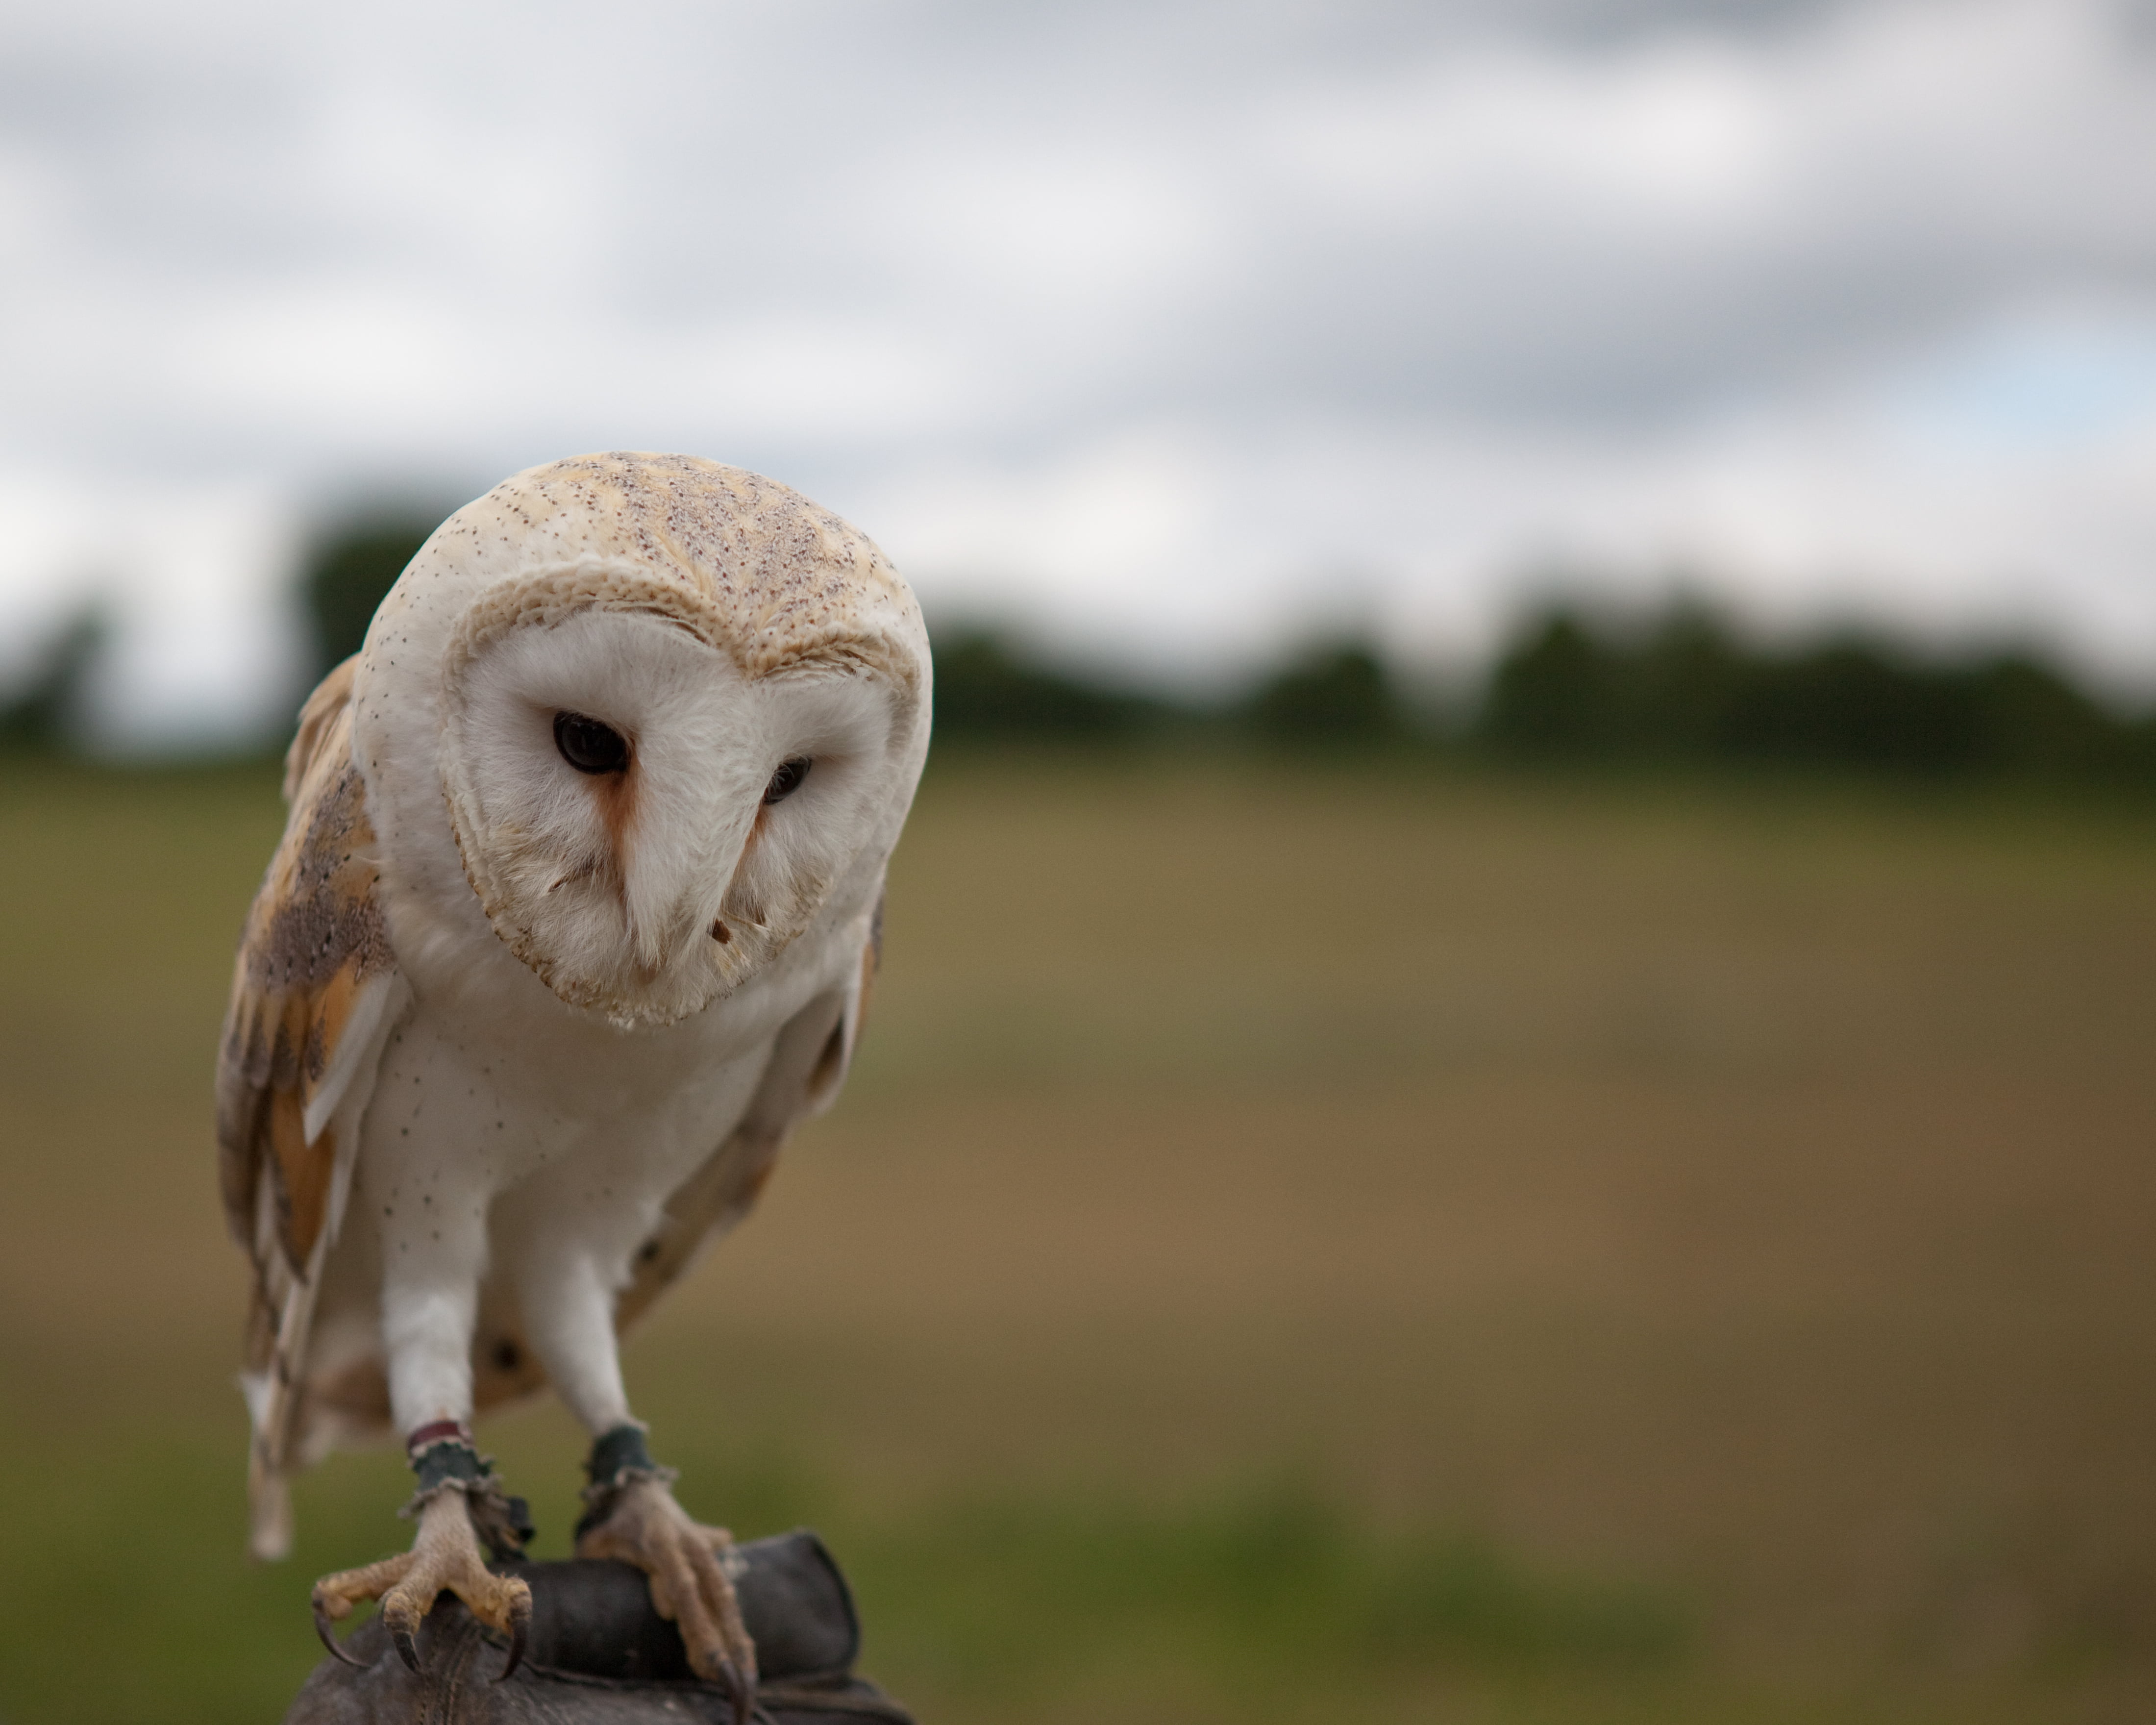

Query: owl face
<box><xmin>436</xmin><ymin>579</ymin><xmax>917</xmax><ymax>1029</ymax></box>
<box><xmin>354</xmin><ymin>454</ymin><xmax>928</xmax><ymax>1030</ymax></box>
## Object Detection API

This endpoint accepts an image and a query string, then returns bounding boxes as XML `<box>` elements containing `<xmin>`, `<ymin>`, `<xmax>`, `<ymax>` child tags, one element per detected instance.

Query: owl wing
<box><xmin>216</xmin><ymin>656</ymin><xmax>410</xmax><ymax>1558</ymax></box>
<box><xmin>607</xmin><ymin>897</ymin><xmax>885</xmax><ymax>1337</ymax></box>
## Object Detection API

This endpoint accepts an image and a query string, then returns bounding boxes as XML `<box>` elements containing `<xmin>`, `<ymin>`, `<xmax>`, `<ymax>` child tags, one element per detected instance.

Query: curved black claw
<box><xmin>493</xmin><ymin>1592</ymin><xmax>532</xmax><ymax>1683</ymax></box>
<box><xmin>313</xmin><ymin>1598</ymin><xmax>370</xmax><ymax>1670</ymax></box>
<box><xmin>719</xmin><ymin>1655</ymin><xmax>755</xmax><ymax>1725</ymax></box>
<box><xmin>391</xmin><ymin>1621</ymin><xmax>425</xmax><ymax>1675</ymax></box>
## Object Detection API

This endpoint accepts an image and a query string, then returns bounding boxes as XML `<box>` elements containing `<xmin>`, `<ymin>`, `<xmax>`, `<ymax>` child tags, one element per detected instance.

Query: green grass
<box><xmin>2</xmin><ymin>753</ymin><xmax>2155</xmax><ymax>1722</ymax></box>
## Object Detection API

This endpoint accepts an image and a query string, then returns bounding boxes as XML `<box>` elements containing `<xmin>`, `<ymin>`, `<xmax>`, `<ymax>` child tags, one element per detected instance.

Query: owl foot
<box><xmin>578</xmin><ymin>1471</ymin><xmax>757</xmax><ymax>1723</ymax></box>
<box><xmin>312</xmin><ymin>1489</ymin><xmax>534</xmax><ymax>1680</ymax></box>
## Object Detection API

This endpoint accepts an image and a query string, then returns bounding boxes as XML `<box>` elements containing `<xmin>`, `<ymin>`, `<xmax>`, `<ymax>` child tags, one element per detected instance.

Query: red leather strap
<box><xmin>405</xmin><ymin>1419</ymin><xmax>473</xmax><ymax>1457</ymax></box>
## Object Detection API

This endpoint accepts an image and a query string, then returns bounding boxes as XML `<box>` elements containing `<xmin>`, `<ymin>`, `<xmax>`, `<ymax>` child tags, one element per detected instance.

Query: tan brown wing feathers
<box><xmin>218</xmin><ymin>657</ymin><xmax>398</xmax><ymax>1267</ymax></box>
<box><xmin>217</xmin><ymin>657</ymin><xmax>405</xmax><ymax>1557</ymax></box>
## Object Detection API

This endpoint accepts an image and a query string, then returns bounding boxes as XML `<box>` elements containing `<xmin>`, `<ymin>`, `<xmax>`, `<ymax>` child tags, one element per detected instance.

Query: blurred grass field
<box><xmin>2</xmin><ymin>754</ymin><xmax>2155</xmax><ymax>1723</ymax></box>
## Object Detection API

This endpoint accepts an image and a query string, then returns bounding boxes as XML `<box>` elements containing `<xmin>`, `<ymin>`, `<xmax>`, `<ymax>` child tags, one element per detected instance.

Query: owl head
<box><xmin>353</xmin><ymin>453</ymin><xmax>930</xmax><ymax>1030</ymax></box>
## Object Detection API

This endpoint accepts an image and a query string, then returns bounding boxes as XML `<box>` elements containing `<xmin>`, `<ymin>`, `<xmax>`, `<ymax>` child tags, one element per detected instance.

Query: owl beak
<box><xmin>618</xmin><ymin>777</ymin><xmax>760</xmax><ymax>978</ymax></box>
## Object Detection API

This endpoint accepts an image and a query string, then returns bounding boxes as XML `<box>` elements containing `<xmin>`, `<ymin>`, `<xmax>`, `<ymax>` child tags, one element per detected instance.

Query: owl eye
<box><xmin>763</xmin><ymin>756</ymin><xmax>812</xmax><ymax>804</ymax></box>
<box><xmin>553</xmin><ymin>711</ymin><xmax>629</xmax><ymax>775</ymax></box>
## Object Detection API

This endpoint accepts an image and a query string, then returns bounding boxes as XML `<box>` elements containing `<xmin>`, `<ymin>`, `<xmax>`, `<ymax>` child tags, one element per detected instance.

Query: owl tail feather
<box><xmin>240</xmin><ymin>1183</ymin><xmax>335</xmax><ymax>1564</ymax></box>
<box><xmin>249</xmin><ymin>1450</ymin><xmax>294</xmax><ymax>1562</ymax></box>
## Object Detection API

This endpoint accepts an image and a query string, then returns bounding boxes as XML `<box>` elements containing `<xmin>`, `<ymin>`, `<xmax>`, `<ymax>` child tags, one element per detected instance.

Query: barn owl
<box><xmin>216</xmin><ymin>453</ymin><xmax>930</xmax><ymax>1716</ymax></box>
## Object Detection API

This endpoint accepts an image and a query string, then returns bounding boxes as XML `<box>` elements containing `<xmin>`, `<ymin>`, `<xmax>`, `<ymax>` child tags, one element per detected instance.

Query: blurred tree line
<box><xmin>0</xmin><ymin>608</ymin><xmax>106</xmax><ymax>753</ymax></box>
<box><xmin>1477</xmin><ymin>606</ymin><xmax>2156</xmax><ymax>782</ymax></box>
<box><xmin>6</xmin><ymin>514</ymin><xmax>2154</xmax><ymax>791</ymax></box>
<box><xmin>928</xmin><ymin>633</ymin><xmax>1416</xmax><ymax>749</ymax></box>
<box><xmin>932</xmin><ymin>607</ymin><xmax>2156</xmax><ymax>787</ymax></box>
<box><xmin>0</xmin><ymin>511</ymin><xmax>444</xmax><ymax>758</ymax></box>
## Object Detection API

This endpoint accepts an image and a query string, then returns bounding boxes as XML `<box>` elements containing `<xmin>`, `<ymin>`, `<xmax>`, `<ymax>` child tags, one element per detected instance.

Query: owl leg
<box><xmin>311</xmin><ymin>1428</ymin><xmax>534</xmax><ymax>1677</ymax></box>
<box><xmin>323</xmin><ymin>1164</ymin><xmax>531</xmax><ymax>1673</ymax></box>
<box><xmin>576</xmin><ymin>1425</ymin><xmax>757</xmax><ymax>1724</ymax></box>
<box><xmin>502</xmin><ymin>1233</ymin><xmax>759</xmax><ymax>1716</ymax></box>
<box><xmin>509</xmin><ymin>1248</ymin><xmax>757</xmax><ymax>1720</ymax></box>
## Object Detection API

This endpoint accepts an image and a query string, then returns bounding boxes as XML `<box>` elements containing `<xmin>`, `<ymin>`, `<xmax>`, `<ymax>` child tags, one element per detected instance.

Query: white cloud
<box><xmin>90</xmin><ymin>485</ymin><xmax>305</xmax><ymax>750</ymax></box>
<box><xmin>1</xmin><ymin>0</ymin><xmax>2156</xmax><ymax>745</ymax></box>
<box><xmin>1273</xmin><ymin>38</ymin><xmax>1781</xmax><ymax>225</ymax></box>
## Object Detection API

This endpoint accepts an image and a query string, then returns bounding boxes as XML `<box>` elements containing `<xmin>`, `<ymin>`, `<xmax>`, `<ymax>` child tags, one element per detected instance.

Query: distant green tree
<box><xmin>1963</xmin><ymin>654</ymin><xmax>2129</xmax><ymax>779</ymax></box>
<box><xmin>929</xmin><ymin>628</ymin><xmax>1165</xmax><ymax>742</ymax></box>
<box><xmin>1621</xmin><ymin>606</ymin><xmax>1749</xmax><ymax>760</ymax></box>
<box><xmin>0</xmin><ymin>605</ymin><xmax>107</xmax><ymax>754</ymax></box>
<box><xmin>302</xmin><ymin>515</ymin><xmax>446</xmax><ymax>683</ymax></box>
<box><xmin>1479</xmin><ymin>613</ymin><xmax>1623</xmax><ymax>757</ymax></box>
<box><xmin>1241</xmin><ymin>643</ymin><xmax>1409</xmax><ymax>746</ymax></box>
<box><xmin>1718</xmin><ymin>637</ymin><xmax>1985</xmax><ymax>775</ymax></box>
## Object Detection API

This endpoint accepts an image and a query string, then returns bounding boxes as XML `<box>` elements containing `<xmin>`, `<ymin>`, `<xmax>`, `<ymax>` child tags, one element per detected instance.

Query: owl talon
<box><xmin>313</xmin><ymin>1596</ymin><xmax>372</xmax><ymax>1669</ymax></box>
<box><xmin>391</xmin><ymin>1621</ymin><xmax>425</xmax><ymax>1675</ymax></box>
<box><xmin>495</xmin><ymin>1587</ymin><xmax>532</xmax><ymax>1682</ymax></box>
<box><xmin>310</xmin><ymin>1490</ymin><xmax>531</xmax><ymax>1682</ymax></box>
<box><xmin>720</xmin><ymin>1654</ymin><xmax>752</xmax><ymax>1725</ymax></box>
<box><xmin>576</xmin><ymin>1475</ymin><xmax>758</xmax><ymax>1709</ymax></box>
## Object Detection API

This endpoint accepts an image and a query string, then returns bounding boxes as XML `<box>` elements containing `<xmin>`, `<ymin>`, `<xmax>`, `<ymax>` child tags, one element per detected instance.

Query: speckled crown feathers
<box><xmin>365</xmin><ymin>451</ymin><xmax>925</xmax><ymax>693</ymax></box>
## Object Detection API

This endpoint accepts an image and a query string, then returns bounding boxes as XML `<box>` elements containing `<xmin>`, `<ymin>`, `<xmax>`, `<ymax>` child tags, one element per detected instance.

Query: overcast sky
<box><xmin>4</xmin><ymin>0</ymin><xmax>2155</xmax><ymax>746</ymax></box>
